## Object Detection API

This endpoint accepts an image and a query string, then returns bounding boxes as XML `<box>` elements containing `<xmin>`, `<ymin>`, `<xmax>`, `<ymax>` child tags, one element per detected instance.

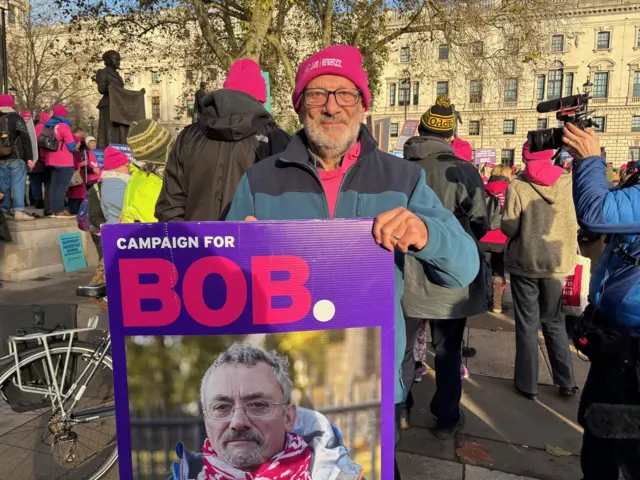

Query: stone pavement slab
<box><xmin>465</xmin><ymin>329</ymin><xmax>554</xmax><ymax>385</ymax></box>
<box><xmin>396</xmin><ymin>452</ymin><xmax>463</xmax><ymax>480</ymax></box>
<box><xmin>464</xmin><ymin>465</ymin><xmax>541</xmax><ymax>480</ymax></box>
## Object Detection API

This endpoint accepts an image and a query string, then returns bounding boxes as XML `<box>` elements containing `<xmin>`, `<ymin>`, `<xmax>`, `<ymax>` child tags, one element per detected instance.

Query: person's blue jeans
<box><xmin>49</xmin><ymin>167</ymin><xmax>74</xmax><ymax>213</ymax></box>
<box><xmin>0</xmin><ymin>159</ymin><xmax>27</xmax><ymax>213</ymax></box>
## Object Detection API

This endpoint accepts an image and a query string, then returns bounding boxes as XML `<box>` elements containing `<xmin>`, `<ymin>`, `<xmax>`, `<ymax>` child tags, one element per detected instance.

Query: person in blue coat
<box><xmin>563</xmin><ymin>123</ymin><xmax>640</xmax><ymax>479</ymax></box>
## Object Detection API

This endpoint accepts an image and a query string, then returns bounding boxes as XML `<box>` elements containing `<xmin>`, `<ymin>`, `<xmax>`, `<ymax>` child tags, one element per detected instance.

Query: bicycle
<box><xmin>0</xmin><ymin>284</ymin><xmax>118</xmax><ymax>480</ymax></box>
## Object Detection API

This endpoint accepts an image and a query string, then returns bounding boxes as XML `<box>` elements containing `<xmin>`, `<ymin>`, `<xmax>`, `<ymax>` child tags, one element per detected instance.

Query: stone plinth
<box><xmin>0</xmin><ymin>217</ymin><xmax>99</xmax><ymax>281</ymax></box>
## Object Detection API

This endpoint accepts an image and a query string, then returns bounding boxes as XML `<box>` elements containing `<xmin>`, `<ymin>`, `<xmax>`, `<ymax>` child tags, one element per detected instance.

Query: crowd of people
<box><xmin>0</xmin><ymin>41</ymin><xmax>636</xmax><ymax>479</ymax></box>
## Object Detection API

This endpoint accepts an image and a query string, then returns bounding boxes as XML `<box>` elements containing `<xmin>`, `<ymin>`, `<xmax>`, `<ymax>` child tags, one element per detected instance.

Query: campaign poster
<box><xmin>109</xmin><ymin>143</ymin><xmax>134</xmax><ymax>162</ymax></box>
<box><xmin>474</xmin><ymin>149</ymin><xmax>496</xmax><ymax>166</ymax></box>
<box><xmin>101</xmin><ymin>219</ymin><xmax>396</xmax><ymax>480</ymax></box>
<box><xmin>93</xmin><ymin>149</ymin><xmax>104</xmax><ymax>169</ymax></box>
<box><xmin>393</xmin><ymin>119</ymin><xmax>419</xmax><ymax>152</ymax></box>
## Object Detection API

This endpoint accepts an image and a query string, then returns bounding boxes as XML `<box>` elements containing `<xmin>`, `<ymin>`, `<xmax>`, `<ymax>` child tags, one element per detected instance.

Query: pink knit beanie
<box><xmin>292</xmin><ymin>45</ymin><xmax>371</xmax><ymax>112</ymax></box>
<box><xmin>223</xmin><ymin>59</ymin><xmax>267</xmax><ymax>103</ymax></box>
<box><xmin>53</xmin><ymin>104</ymin><xmax>68</xmax><ymax>118</ymax></box>
<box><xmin>0</xmin><ymin>94</ymin><xmax>15</xmax><ymax>108</ymax></box>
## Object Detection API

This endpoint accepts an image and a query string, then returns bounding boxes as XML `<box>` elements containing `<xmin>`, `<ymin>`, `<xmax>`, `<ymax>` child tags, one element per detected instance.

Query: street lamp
<box><xmin>88</xmin><ymin>116</ymin><xmax>95</xmax><ymax>136</ymax></box>
<box><xmin>0</xmin><ymin>4</ymin><xmax>7</xmax><ymax>94</ymax></box>
<box><xmin>8</xmin><ymin>85</ymin><xmax>15</xmax><ymax>98</ymax></box>
<box><xmin>400</xmin><ymin>69</ymin><xmax>411</xmax><ymax>122</ymax></box>
<box><xmin>583</xmin><ymin>79</ymin><xmax>593</xmax><ymax>95</ymax></box>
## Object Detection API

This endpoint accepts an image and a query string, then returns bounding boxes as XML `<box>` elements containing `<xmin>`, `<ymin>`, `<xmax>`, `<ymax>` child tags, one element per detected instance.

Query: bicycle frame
<box><xmin>6</xmin><ymin>315</ymin><xmax>115</xmax><ymax>422</ymax></box>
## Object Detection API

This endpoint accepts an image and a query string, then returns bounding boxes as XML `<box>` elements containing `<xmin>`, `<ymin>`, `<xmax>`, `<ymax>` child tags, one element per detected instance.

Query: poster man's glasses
<box><xmin>205</xmin><ymin>400</ymin><xmax>288</xmax><ymax>420</ymax></box>
<box><xmin>303</xmin><ymin>88</ymin><xmax>362</xmax><ymax>107</ymax></box>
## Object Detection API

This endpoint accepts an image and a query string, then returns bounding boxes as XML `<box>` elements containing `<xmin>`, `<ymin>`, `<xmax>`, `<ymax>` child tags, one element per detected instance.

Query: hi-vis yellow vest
<box><xmin>120</xmin><ymin>164</ymin><xmax>163</xmax><ymax>223</ymax></box>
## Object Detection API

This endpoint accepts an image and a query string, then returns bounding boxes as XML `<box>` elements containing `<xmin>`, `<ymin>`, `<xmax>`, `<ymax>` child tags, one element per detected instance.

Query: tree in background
<box><xmin>54</xmin><ymin>0</ymin><xmax>571</xmax><ymax>117</ymax></box>
<box><xmin>7</xmin><ymin>0</ymin><xmax>98</xmax><ymax>118</ymax></box>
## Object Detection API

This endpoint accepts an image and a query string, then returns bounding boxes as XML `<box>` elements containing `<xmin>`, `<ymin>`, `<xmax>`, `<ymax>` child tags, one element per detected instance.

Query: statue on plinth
<box><xmin>96</xmin><ymin>50</ymin><xmax>146</xmax><ymax>149</ymax></box>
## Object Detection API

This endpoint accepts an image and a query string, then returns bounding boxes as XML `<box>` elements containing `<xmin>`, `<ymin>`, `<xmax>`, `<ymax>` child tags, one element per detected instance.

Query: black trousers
<box><xmin>510</xmin><ymin>274</ymin><xmax>575</xmax><ymax>394</ymax></box>
<box><xmin>579</xmin><ymin>358</ymin><xmax>640</xmax><ymax>479</ymax></box>
<box><xmin>401</xmin><ymin>316</ymin><xmax>466</xmax><ymax>429</ymax></box>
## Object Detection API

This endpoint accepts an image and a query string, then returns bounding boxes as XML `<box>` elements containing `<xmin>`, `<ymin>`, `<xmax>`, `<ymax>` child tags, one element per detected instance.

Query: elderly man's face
<box><xmin>203</xmin><ymin>362</ymin><xmax>296</xmax><ymax>471</ymax></box>
<box><xmin>299</xmin><ymin>74</ymin><xmax>364</xmax><ymax>159</ymax></box>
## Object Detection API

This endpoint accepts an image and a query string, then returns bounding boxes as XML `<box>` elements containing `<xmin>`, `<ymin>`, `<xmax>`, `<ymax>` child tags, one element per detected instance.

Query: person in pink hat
<box><xmin>155</xmin><ymin>58</ymin><xmax>290</xmax><ymax>222</ymax></box>
<box><xmin>0</xmin><ymin>94</ymin><xmax>34</xmax><ymax>220</ymax></box>
<box><xmin>225</xmin><ymin>45</ymin><xmax>480</xmax><ymax>468</ymax></box>
<box><xmin>501</xmin><ymin>141</ymin><xmax>579</xmax><ymax>401</ymax></box>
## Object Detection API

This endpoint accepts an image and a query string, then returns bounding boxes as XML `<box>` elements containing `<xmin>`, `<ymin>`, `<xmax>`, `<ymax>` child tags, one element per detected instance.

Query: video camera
<box><xmin>527</xmin><ymin>93</ymin><xmax>593</xmax><ymax>153</ymax></box>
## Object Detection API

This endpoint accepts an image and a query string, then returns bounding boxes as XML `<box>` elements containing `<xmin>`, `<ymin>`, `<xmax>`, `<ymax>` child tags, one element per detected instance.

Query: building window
<box><xmin>390</xmin><ymin>123</ymin><xmax>399</xmax><ymax>137</ymax></box>
<box><xmin>503</xmin><ymin>119</ymin><xmax>516</xmax><ymax>135</ymax></box>
<box><xmin>593</xmin><ymin>116</ymin><xmax>606</xmax><ymax>132</ymax></box>
<box><xmin>634</xmin><ymin>71</ymin><xmax>640</xmax><ymax>97</ymax></box>
<box><xmin>547</xmin><ymin>69</ymin><xmax>563</xmax><ymax>99</ymax></box>
<box><xmin>594</xmin><ymin>72</ymin><xmax>609</xmax><ymax>99</ymax></box>
<box><xmin>52</xmin><ymin>78</ymin><xmax>59</xmax><ymax>90</ymax></box>
<box><xmin>469</xmin><ymin>121</ymin><xmax>480</xmax><ymax>136</ymax></box>
<box><xmin>400</xmin><ymin>47</ymin><xmax>410</xmax><ymax>63</ymax></box>
<box><xmin>152</xmin><ymin>97</ymin><xmax>161</xmax><ymax>120</ymax></box>
<box><xmin>597</xmin><ymin>31</ymin><xmax>611</xmax><ymax>50</ymax></box>
<box><xmin>470</xmin><ymin>80</ymin><xmax>483</xmax><ymax>104</ymax></box>
<box><xmin>501</xmin><ymin>149</ymin><xmax>515</xmax><ymax>166</ymax></box>
<box><xmin>630</xmin><ymin>147</ymin><xmax>640</xmax><ymax>161</ymax></box>
<box><xmin>398</xmin><ymin>80</ymin><xmax>410</xmax><ymax>106</ymax></box>
<box><xmin>413</xmin><ymin>82</ymin><xmax>420</xmax><ymax>106</ymax></box>
<box><xmin>186</xmin><ymin>70</ymin><xmax>194</xmax><ymax>82</ymax></box>
<box><xmin>551</xmin><ymin>35</ymin><xmax>565</xmax><ymax>52</ymax></box>
<box><xmin>536</xmin><ymin>76</ymin><xmax>546</xmax><ymax>101</ymax></box>
<box><xmin>637</xmin><ymin>29</ymin><xmax>640</xmax><ymax>47</ymax></box>
<box><xmin>436</xmin><ymin>81</ymin><xmax>449</xmax><ymax>96</ymax></box>
<box><xmin>439</xmin><ymin>44</ymin><xmax>449</xmax><ymax>61</ymax></box>
<box><xmin>504</xmin><ymin>78</ymin><xmax>518</xmax><ymax>102</ymax></box>
<box><xmin>187</xmin><ymin>99</ymin><xmax>194</xmax><ymax>118</ymax></box>
<box><xmin>564</xmin><ymin>73</ymin><xmax>574</xmax><ymax>97</ymax></box>
<box><xmin>632</xmin><ymin>116</ymin><xmax>640</xmax><ymax>132</ymax></box>
<box><xmin>389</xmin><ymin>83</ymin><xmax>396</xmax><ymax>106</ymax></box>
<box><xmin>472</xmin><ymin>42</ymin><xmax>483</xmax><ymax>56</ymax></box>
<box><xmin>8</xmin><ymin>6</ymin><xmax>14</xmax><ymax>24</ymax></box>
<box><xmin>537</xmin><ymin>118</ymin><xmax>548</xmax><ymax>129</ymax></box>
<box><xmin>151</xmin><ymin>71</ymin><xmax>160</xmax><ymax>84</ymax></box>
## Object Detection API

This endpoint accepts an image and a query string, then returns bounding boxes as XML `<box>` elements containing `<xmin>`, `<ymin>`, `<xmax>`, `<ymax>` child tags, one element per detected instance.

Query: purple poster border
<box><xmin>101</xmin><ymin>219</ymin><xmax>396</xmax><ymax>480</ymax></box>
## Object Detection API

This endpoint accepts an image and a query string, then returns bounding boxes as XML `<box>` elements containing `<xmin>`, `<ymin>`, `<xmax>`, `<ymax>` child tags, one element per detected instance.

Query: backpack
<box><xmin>0</xmin><ymin>113</ymin><xmax>15</xmax><ymax>157</ymax></box>
<box><xmin>37</xmin><ymin>124</ymin><xmax>59</xmax><ymax>152</ymax></box>
<box><xmin>76</xmin><ymin>195</ymin><xmax>90</xmax><ymax>231</ymax></box>
<box><xmin>486</xmin><ymin>194</ymin><xmax>503</xmax><ymax>231</ymax></box>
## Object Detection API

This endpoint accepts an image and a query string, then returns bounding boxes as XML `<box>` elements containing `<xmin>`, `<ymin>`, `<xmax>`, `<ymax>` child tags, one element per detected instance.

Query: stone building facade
<box><xmin>372</xmin><ymin>0</ymin><xmax>640</xmax><ymax>167</ymax></box>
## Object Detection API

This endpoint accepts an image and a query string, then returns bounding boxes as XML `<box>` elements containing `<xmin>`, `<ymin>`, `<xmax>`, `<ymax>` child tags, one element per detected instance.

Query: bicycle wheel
<box><xmin>0</xmin><ymin>343</ymin><xmax>117</xmax><ymax>480</ymax></box>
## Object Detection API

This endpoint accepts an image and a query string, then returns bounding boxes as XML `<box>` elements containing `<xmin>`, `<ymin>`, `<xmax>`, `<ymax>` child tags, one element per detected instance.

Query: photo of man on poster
<box><xmin>167</xmin><ymin>343</ymin><xmax>366</xmax><ymax>480</ymax></box>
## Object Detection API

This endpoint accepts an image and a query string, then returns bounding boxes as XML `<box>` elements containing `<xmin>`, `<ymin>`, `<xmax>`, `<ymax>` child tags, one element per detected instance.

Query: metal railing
<box><xmin>129</xmin><ymin>384</ymin><xmax>381</xmax><ymax>480</ymax></box>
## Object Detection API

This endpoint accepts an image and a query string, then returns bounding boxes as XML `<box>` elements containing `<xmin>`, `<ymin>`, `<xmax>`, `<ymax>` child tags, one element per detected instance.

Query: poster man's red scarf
<box><xmin>200</xmin><ymin>433</ymin><xmax>312</xmax><ymax>480</ymax></box>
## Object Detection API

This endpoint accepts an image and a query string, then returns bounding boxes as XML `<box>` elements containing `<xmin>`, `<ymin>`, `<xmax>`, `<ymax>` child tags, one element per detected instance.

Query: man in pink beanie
<box><xmin>225</xmin><ymin>45</ymin><xmax>481</xmax><ymax>475</ymax></box>
<box><xmin>155</xmin><ymin>58</ymin><xmax>290</xmax><ymax>222</ymax></box>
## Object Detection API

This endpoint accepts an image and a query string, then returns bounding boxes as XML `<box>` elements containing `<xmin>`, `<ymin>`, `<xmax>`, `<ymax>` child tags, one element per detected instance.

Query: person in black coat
<box><xmin>399</xmin><ymin>94</ymin><xmax>488</xmax><ymax>440</ymax></box>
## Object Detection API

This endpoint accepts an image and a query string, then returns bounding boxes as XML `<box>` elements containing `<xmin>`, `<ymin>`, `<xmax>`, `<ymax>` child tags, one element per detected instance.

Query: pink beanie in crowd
<box><xmin>522</xmin><ymin>141</ymin><xmax>554</xmax><ymax>163</ymax></box>
<box><xmin>20</xmin><ymin>110</ymin><xmax>31</xmax><ymax>120</ymax></box>
<box><xmin>223</xmin><ymin>59</ymin><xmax>267</xmax><ymax>103</ymax></box>
<box><xmin>39</xmin><ymin>111</ymin><xmax>50</xmax><ymax>123</ymax></box>
<box><xmin>0</xmin><ymin>94</ymin><xmax>15</xmax><ymax>108</ymax></box>
<box><xmin>292</xmin><ymin>45</ymin><xmax>371</xmax><ymax>111</ymax></box>
<box><xmin>53</xmin><ymin>104</ymin><xmax>68</xmax><ymax>118</ymax></box>
<box><xmin>451</xmin><ymin>138</ymin><xmax>473</xmax><ymax>162</ymax></box>
<box><xmin>102</xmin><ymin>146</ymin><xmax>130</xmax><ymax>171</ymax></box>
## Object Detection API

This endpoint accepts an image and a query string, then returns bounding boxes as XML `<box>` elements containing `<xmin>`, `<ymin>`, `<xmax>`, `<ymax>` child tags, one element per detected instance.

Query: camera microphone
<box><xmin>536</xmin><ymin>94</ymin><xmax>587</xmax><ymax>114</ymax></box>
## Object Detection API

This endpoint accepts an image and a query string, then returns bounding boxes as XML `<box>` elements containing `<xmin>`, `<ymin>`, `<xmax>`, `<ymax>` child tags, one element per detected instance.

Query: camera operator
<box><xmin>563</xmin><ymin>123</ymin><xmax>640</xmax><ymax>479</ymax></box>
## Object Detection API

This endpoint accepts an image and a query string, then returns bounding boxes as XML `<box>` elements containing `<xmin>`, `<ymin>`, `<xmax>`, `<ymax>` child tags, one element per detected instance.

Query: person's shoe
<box><xmin>559</xmin><ymin>386</ymin><xmax>579</xmax><ymax>397</ymax></box>
<box><xmin>12</xmin><ymin>211</ymin><xmax>32</xmax><ymax>221</ymax></box>
<box><xmin>52</xmin><ymin>210</ymin><xmax>73</xmax><ymax>218</ymax></box>
<box><xmin>515</xmin><ymin>387</ymin><xmax>538</xmax><ymax>401</ymax></box>
<box><xmin>461</xmin><ymin>365</ymin><xmax>470</xmax><ymax>379</ymax></box>
<box><xmin>43</xmin><ymin>209</ymin><xmax>53</xmax><ymax>217</ymax></box>
<box><xmin>399</xmin><ymin>408</ymin><xmax>411</xmax><ymax>430</ymax></box>
<box><xmin>462</xmin><ymin>346</ymin><xmax>476</xmax><ymax>358</ymax></box>
<box><xmin>433</xmin><ymin>411</ymin><xmax>465</xmax><ymax>440</ymax></box>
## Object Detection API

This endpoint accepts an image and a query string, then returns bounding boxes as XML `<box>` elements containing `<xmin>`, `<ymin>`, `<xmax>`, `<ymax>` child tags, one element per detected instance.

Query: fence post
<box><xmin>161</xmin><ymin>399</ymin><xmax>170</xmax><ymax>475</ymax></box>
<box><xmin>146</xmin><ymin>401</ymin><xmax>157</xmax><ymax>476</ymax></box>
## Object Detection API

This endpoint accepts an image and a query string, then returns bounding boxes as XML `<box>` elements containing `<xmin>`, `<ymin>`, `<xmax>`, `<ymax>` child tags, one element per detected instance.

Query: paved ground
<box><xmin>0</xmin><ymin>272</ymin><xmax>591</xmax><ymax>479</ymax></box>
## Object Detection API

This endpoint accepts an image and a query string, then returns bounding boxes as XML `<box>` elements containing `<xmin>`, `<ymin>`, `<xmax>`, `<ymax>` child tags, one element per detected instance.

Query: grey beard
<box><xmin>305</xmin><ymin>120</ymin><xmax>360</xmax><ymax>165</ymax></box>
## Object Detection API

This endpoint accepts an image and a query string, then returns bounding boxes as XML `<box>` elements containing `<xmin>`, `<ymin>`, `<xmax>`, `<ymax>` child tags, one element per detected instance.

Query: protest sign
<box><xmin>93</xmin><ymin>149</ymin><xmax>104</xmax><ymax>169</ymax></box>
<box><xmin>474</xmin><ymin>149</ymin><xmax>496</xmax><ymax>165</ymax></box>
<box><xmin>109</xmin><ymin>144</ymin><xmax>134</xmax><ymax>162</ymax></box>
<box><xmin>58</xmin><ymin>232</ymin><xmax>87</xmax><ymax>272</ymax></box>
<box><xmin>101</xmin><ymin>219</ymin><xmax>396</xmax><ymax>479</ymax></box>
<box><xmin>393</xmin><ymin>119</ymin><xmax>419</xmax><ymax>152</ymax></box>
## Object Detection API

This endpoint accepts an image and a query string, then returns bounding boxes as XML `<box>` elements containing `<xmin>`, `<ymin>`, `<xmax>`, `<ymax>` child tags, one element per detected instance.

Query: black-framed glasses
<box><xmin>204</xmin><ymin>400</ymin><xmax>288</xmax><ymax>421</ymax></box>
<box><xmin>303</xmin><ymin>88</ymin><xmax>362</xmax><ymax>107</ymax></box>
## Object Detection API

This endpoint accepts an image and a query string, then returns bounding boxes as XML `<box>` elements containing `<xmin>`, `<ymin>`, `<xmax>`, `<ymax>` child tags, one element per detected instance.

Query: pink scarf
<box><xmin>199</xmin><ymin>433</ymin><xmax>312</xmax><ymax>480</ymax></box>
